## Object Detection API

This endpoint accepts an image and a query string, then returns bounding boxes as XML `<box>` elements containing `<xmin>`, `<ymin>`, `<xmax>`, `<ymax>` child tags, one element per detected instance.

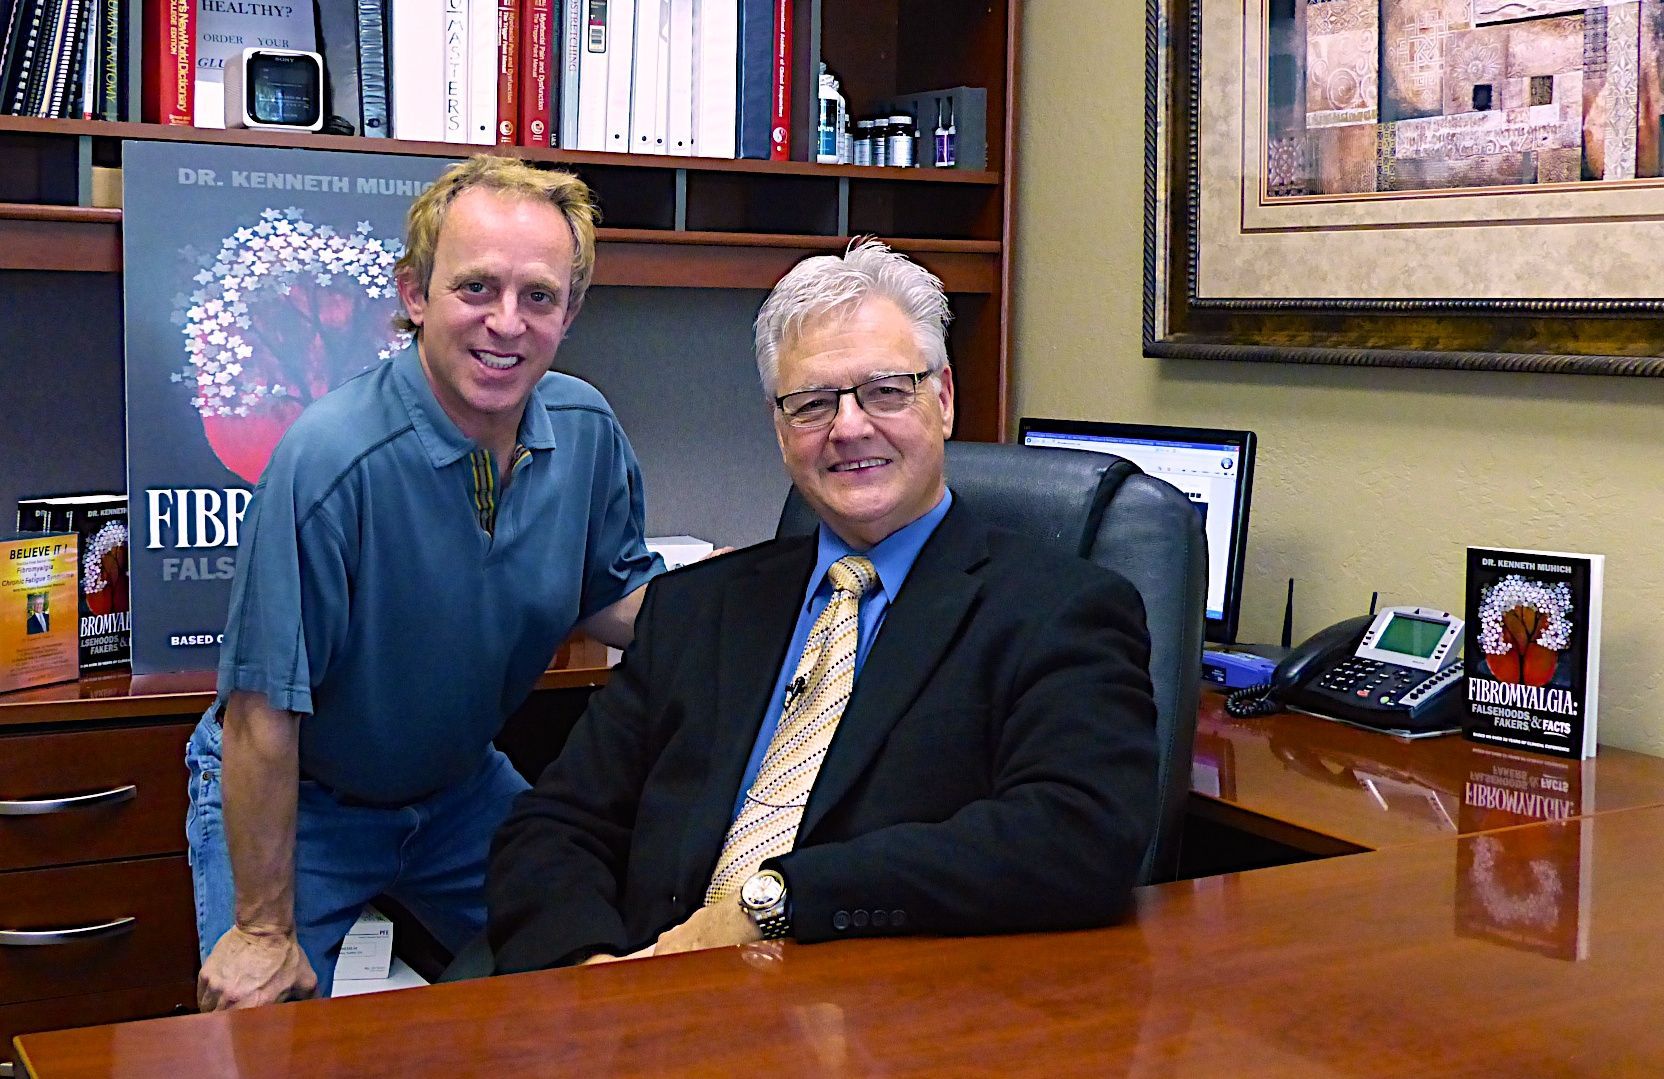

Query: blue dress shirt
<box><xmin>731</xmin><ymin>488</ymin><xmax>954</xmax><ymax>820</ymax></box>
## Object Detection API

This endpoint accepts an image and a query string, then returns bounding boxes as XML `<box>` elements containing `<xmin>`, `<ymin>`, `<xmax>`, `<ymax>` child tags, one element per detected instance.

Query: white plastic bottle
<box><xmin>817</xmin><ymin>66</ymin><xmax>848</xmax><ymax>164</ymax></box>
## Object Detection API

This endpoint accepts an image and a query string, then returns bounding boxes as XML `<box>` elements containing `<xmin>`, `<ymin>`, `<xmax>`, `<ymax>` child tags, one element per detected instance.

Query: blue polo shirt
<box><xmin>216</xmin><ymin>347</ymin><xmax>663</xmax><ymax>804</ymax></box>
<box><xmin>732</xmin><ymin>489</ymin><xmax>953</xmax><ymax>819</ymax></box>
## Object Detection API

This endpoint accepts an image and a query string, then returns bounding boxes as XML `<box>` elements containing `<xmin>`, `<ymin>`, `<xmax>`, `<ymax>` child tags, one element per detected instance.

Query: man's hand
<box><xmin>197</xmin><ymin>924</ymin><xmax>318</xmax><ymax>1011</ymax></box>
<box><xmin>580</xmin><ymin>942</ymin><xmax>656</xmax><ymax>966</ymax></box>
<box><xmin>653</xmin><ymin>899</ymin><xmax>762</xmax><ymax>957</ymax></box>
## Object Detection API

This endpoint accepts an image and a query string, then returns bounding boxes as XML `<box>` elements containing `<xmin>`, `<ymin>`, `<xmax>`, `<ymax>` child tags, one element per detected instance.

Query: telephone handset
<box><xmin>1225</xmin><ymin>606</ymin><xmax>1466</xmax><ymax>736</ymax></box>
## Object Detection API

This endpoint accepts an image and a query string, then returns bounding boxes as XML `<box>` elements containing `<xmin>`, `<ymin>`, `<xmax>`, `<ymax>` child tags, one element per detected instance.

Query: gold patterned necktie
<box><xmin>706</xmin><ymin>555</ymin><xmax>879</xmax><ymax>904</ymax></box>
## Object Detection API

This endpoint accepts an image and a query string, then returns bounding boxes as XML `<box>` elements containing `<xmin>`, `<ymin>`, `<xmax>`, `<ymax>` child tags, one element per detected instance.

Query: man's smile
<box><xmin>828</xmin><ymin>457</ymin><xmax>891</xmax><ymax>473</ymax></box>
<box><xmin>472</xmin><ymin>349</ymin><xmax>522</xmax><ymax>371</ymax></box>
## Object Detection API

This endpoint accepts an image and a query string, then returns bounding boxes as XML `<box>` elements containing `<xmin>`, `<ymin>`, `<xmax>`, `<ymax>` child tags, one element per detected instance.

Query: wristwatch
<box><xmin>739</xmin><ymin>869</ymin><xmax>791</xmax><ymax>940</ymax></box>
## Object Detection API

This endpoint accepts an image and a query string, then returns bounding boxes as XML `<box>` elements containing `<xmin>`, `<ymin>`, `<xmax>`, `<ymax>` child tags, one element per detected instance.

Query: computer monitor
<box><xmin>1018</xmin><ymin>418</ymin><xmax>1257</xmax><ymax>644</ymax></box>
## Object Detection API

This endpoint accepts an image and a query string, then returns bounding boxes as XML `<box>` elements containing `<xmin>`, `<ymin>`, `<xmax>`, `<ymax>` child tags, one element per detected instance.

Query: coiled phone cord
<box><xmin>1224</xmin><ymin>683</ymin><xmax>1281</xmax><ymax>718</ymax></box>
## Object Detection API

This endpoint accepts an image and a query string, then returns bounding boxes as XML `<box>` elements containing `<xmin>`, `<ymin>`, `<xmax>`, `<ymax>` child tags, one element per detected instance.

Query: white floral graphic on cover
<box><xmin>170</xmin><ymin>208</ymin><xmax>411</xmax><ymax>483</ymax></box>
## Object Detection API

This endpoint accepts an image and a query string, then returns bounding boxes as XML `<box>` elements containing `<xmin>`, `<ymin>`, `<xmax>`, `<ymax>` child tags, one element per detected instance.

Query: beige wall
<box><xmin>1012</xmin><ymin>2</ymin><xmax>1664</xmax><ymax>755</ymax></box>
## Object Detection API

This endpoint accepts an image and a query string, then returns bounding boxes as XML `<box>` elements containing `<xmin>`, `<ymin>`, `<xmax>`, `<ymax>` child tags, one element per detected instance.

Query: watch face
<box><xmin>741</xmin><ymin>871</ymin><xmax>785</xmax><ymax>910</ymax></box>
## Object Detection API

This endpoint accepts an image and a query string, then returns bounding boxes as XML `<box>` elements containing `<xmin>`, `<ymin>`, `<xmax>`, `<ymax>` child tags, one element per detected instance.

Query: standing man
<box><xmin>189</xmin><ymin>156</ymin><xmax>664</xmax><ymax>1008</ymax></box>
<box><xmin>487</xmin><ymin>240</ymin><xmax>1157</xmax><ymax>971</ymax></box>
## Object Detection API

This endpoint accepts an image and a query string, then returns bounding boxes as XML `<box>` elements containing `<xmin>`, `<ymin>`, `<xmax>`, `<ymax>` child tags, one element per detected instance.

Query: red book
<box><xmin>519</xmin><ymin>0</ymin><xmax>554</xmax><ymax>146</ymax></box>
<box><xmin>141</xmin><ymin>0</ymin><xmax>193</xmax><ymax>125</ymax></box>
<box><xmin>497</xmin><ymin>0</ymin><xmax>520</xmax><ymax>143</ymax></box>
<box><xmin>769</xmin><ymin>0</ymin><xmax>792</xmax><ymax>160</ymax></box>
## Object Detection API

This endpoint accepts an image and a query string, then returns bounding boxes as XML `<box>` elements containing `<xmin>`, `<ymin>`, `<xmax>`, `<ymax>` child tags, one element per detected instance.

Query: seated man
<box><xmin>488</xmin><ymin>240</ymin><xmax>1157</xmax><ymax>970</ymax></box>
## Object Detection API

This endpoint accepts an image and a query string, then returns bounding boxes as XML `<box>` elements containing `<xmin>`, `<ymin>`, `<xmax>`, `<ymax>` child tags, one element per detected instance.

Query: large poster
<box><xmin>123</xmin><ymin>141</ymin><xmax>453</xmax><ymax>673</ymax></box>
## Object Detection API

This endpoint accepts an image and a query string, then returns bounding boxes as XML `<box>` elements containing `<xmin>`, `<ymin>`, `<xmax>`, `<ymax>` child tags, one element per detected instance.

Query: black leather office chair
<box><xmin>776</xmin><ymin>441</ymin><xmax>1208</xmax><ymax>885</ymax></box>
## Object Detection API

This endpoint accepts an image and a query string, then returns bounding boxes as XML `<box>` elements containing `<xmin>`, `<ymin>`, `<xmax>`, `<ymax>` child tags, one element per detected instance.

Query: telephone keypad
<box><xmin>1317</xmin><ymin>659</ymin><xmax>1440</xmax><ymax>705</ymax></box>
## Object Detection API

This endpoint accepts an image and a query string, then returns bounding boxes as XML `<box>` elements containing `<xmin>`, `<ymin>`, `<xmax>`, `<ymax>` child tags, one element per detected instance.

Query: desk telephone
<box><xmin>1224</xmin><ymin>606</ymin><xmax>1466</xmax><ymax>736</ymax></box>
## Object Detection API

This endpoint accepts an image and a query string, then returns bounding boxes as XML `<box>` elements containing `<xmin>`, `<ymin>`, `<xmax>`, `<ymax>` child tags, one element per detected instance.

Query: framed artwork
<box><xmin>1145</xmin><ymin>0</ymin><xmax>1664</xmax><ymax>374</ymax></box>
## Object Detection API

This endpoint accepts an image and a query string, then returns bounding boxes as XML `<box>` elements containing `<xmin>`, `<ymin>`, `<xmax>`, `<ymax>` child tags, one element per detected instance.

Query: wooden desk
<box><xmin>18</xmin><ymin>803</ymin><xmax>1664</xmax><ymax>1076</ymax></box>
<box><xmin>1189</xmin><ymin>690</ymin><xmax>1664</xmax><ymax>855</ymax></box>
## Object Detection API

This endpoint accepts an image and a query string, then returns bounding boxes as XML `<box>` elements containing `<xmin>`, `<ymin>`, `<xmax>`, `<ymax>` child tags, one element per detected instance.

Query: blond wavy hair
<box><xmin>394</xmin><ymin>155</ymin><xmax>600</xmax><ymax>335</ymax></box>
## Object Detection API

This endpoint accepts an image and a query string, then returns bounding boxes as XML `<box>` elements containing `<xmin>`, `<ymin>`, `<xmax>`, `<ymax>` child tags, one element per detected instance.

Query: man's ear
<box><xmin>935</xmin><ymin>364</ymin><xmax>956</xmax><ymax>438</ymax></box>
<box><xmin>394</xmin><ymin>267</ymin><xmax>426</xmax><ymax>328</ymax></box>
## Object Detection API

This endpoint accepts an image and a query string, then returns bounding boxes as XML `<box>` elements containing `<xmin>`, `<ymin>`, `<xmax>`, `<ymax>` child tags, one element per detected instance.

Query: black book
<box><xmin>1464</xmin><ymin>546</ymin><xmax>1603</xmax><ymax>760</ymax></box>
<box><xmin>1</xmin><ymin>0</ymin><xmax>46</xmax><ymax>114</ymax></box>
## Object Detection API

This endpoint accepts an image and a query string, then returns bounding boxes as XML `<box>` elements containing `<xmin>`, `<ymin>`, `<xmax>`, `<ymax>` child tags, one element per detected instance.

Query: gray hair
<box><xmin>754</xmin><ymin>237</ymin><xmax>952</xmax><ymax>398</ymax></box>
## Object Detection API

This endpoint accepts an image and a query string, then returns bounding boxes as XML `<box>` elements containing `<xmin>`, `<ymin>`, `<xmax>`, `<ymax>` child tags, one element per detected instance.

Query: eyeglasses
<box><xmin>774</xmin><ymin>371</ymin><xmax>934</xmax><ymax>429</ymax></box>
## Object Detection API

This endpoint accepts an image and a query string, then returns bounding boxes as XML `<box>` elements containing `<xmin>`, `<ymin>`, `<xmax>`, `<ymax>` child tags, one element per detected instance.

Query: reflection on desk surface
<box><xmin>1192</xmin><ymin>691</ymin><xmax>1664</xmax><ymax>851</ymax></box>
<box><xmin>18</xmin><ymin>806</ymin><xmax>1664</xmax><ymax>1076</ymax></box>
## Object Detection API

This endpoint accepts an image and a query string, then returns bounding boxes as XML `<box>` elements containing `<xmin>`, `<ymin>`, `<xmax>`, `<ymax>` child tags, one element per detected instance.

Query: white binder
<box><xmin>691</xmin><ymin>0</ymin><xmax>737</xmax><ymax>158</ymax></box>
<box><xmin>466</xmin><ymin>0</ymin><xmax>499</xmax><ymax>144</ymax></box>
<box><xmin>666</xmin><ymin>0</ymin><xmax>695</xmax><ymax>156</ymax></box>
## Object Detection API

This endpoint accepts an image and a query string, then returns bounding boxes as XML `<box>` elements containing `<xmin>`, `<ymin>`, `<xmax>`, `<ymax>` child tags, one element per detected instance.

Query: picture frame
<box><xmin>1144</xmin><ymin>0</ymin><xmax>1664</xmax><ymax>376</ymax></box>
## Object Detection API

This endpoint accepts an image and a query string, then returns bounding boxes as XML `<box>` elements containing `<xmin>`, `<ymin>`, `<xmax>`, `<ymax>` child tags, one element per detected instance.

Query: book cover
<box><xmin>140</xmin><ymin>0</ymin><xmax>192</xmax><ymax>125</ymax></box>
<box><xmin>121</xmin><ymin>141</ymin><xmax>452</xmax><ymax>673</ymax></box>
<box><xmin>0</xmin><ymin>532</ymin><xmax>79</xmax><ymax>694</ymax></box>
<box><xmin>16</xmin><ymin>494</ymin><xmax>129</xmax><ymax>670</ymax></box>
<box><xmin>355</xmin><ymin>0</ymin><xmax>389</xmax><ymax>137</ymax></box>
<box><xmin>494</xmin><ymin>0</ymin><xmax>517</xmax><ymax>143</ymax></box>
<box><xmin>1464</xmin><ymin>547</ymin><xmax>1604</xmax><ymax>760</ymax></box>
<box><xmin>2</xmin><ymin>0</ymin><xmax>47</xmax><ymax>115</ymax></box>
<box><xmin>1455</xmin><ymin>746</ymin><xmax>1594</xmax><ymax>960</ymax></box>
<box><xmin>191</xmin><ymin>0</ymin><xmax>313</xmax><ymax>128</ymax></box>
<box><xmin>518</xmin><ymin>0</ymin><xmax>552</xmax><ymax>145</ymax></box>
<box><xmin>767</xmin><ymin>0</ymin><xmax>789</xmax><ymax>159</ymax></box>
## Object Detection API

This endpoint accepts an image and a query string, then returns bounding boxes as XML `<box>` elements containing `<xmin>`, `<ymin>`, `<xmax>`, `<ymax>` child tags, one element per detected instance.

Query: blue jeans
<box><xmin>184</xmin><ymin>713</ymin><xmax>530</xmax><ymax>996</ymax></box>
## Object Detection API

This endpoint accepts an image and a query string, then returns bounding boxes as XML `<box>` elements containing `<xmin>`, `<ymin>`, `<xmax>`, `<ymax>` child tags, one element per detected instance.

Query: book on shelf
<box><xmin>494</xmin><ymin>0</ymin><xmax>517</xmax><ymax>143</ymax></box>
<box><xmin>691</xmin><ymin>0</ymin><xmax>737</xmax><ymax>158</ymax></box>
<box><xmin>442</xmin><ymin>0</ymin><xmax>467</xmax><ymax>142</ymax></box>
<box><xmin>0</xmin><ymin>531</ymin><xmax>79</xmax><ymax>694</ymax></box>
<box><xmin>665</xmin><ymin>0</ymin><xmax>692</xmax><ymax>155</ymax></box>
<box><xmin>389</xmin><ymin>0</ymin><xmax>442</xmax><ymax>140</ymax></box>
<box><xmin>1464</xmin><ymin>546</ymin><xmax>1603</xmax><ymax>760</ymax></box>
<box><xmin>522</xmin><ymin>0</ymin><xmax>556</xmax><ymax>146</ymax></box>
<box><xmin>600</xmin><ymin>0</ymin><xmax>633</xmax><ymax>152</ymax></box>
<box><xmin>734</xmin><ymin>0</ymin><xmax>770</xmax><ymax>158</ymax></box>
<box><xmin>355</xmin><ymin>0</ymin><xmax>389</xmax><ymax>136</ymax></box>
<box><xmin>628</xmin><ymin>0</ymin><xmax>665</xmax><ymax>154</ymax></box>
<box><xmin>319</xmin><ymin>0</ymin><xmax>364</xmax><ymax>135</ymax></box>
<box><xmin>15</xmin><ymin>493</ymin><xmax>130</xmax><ymax>670</ymax></box>
<box><xmin>1455</xmin><ymin>745</ymin><xmax>1594</xmax><ymax>960</ymax></box>
<box><xmin>465</xmin><ymin>0</ymin><xmax>497</xmax><ymax>144</ymax></box>
<box><xmin>141</xmin><ymin>0</ymin><xmax>192</xmax><ymax>124</ymax></box>
<box><xmin>554</xmin><ymin>0</ymin><xmax>579</xmax><ymax>146</ymax></box>
<box><xmin>767</xmin><ymin>0</ymin><xmax>789</xmax><ymax>159</ymax></box>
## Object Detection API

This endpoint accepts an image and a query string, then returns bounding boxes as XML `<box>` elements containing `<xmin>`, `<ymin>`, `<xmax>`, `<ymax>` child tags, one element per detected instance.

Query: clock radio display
<box><xmin>247</xmin><ymin>53</ymin><xmax>321</xmax><ymax>127</ymax></box>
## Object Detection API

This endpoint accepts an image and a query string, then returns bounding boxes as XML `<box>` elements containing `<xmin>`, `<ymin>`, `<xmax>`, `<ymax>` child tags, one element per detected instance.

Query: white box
<box><xmin>335</xmin><ymin>907</ymin><xmax>394</xmax><ymax>981</ymax></box>
<box><xmin>646</xmin><ymin>535</ymin><xmax>715</xmax><ymax>570</ymax></box>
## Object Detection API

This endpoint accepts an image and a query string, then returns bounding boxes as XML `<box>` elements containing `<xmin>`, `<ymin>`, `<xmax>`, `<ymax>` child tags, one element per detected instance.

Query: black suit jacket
<box><xmin>488</xmin><ymin>501</ymin><xmax>1158</xmax><ymax>972</ymax></box>
<box><xmin>26</xmin><ymin>611</ymin><xmax>48</xmax><ymax>635</ymax></box>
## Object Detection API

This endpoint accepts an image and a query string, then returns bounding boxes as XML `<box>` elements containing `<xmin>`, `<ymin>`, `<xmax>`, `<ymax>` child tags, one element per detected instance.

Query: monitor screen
<box><xmin>1018</xmin><ymin>418</ymin><xmax>1257</xmax><ymax>644</ymax></box>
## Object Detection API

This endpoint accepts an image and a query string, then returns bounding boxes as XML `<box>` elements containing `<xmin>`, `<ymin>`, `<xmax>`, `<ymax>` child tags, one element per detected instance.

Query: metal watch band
<box><xmin>754</xmin><ymin>910</ymin><xmax>791</xmax><ymax>940</ymax></box>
